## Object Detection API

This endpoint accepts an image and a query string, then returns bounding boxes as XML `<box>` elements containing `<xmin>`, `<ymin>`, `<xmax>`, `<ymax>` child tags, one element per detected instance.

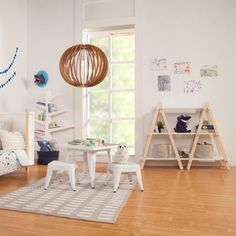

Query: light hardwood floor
<box><xmin>0</xmin><ymin>165</ymin><xmax>236</xmax><ymax>236</ymax></box>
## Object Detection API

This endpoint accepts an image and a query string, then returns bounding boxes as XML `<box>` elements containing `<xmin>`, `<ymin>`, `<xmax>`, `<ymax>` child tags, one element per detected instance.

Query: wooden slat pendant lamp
<box><xmin>59</xmin><ymin>44</ymin><xmax>108</xmax><ymax>87</ymax></box>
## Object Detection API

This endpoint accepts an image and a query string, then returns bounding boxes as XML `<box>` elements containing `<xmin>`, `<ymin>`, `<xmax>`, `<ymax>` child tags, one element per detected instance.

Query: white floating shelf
<box><xmin>36</xmin><ymin>104</ymin><xmax>46</xmax><ymax>110</ymax></box>
<box><xmin>48</xmin><ymin>125</ymin><xmax>75</xmax><ymax>133</ymax></box>
<box><xmin>48</xmin><ymin>110</ymin><xmax>67</xmax><ymax>117</ymax></box>
<box><xmin>35</xmin><ymin>119</ymin><xmax>45</xmax><ymax>125</ymax></box>
<box><xmin>35</xmin><ymin>93</ymin><xmax>74</xmax><ymax>140</ymax></box>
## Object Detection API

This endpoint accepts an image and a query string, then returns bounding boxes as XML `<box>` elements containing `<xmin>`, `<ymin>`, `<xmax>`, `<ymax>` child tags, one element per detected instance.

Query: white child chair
<box><xmin>107</xmin><ymin>143</ymin><xmax>144</xmax><ymax>193</ymax></box>
<box><xmin>106</xmin><ymin>161</ymin><xmax>144</xmax><ymax>193</ymax></box>
<box><xmin>44</xmin><ymin>160</ymin><xmax>78</xmax><ymax>191</ymax></box>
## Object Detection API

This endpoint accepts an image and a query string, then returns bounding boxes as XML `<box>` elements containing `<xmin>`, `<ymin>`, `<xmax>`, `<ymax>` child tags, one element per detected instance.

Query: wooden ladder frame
<box><xmin>141</xmin><ymin>103</ymin><xmax>183</xmax><ymax>170</ymax></box>
<box><xmin>187</xmin><ymin>103</ymin><xmax>229</xmax><ymax>170</ymax></box>
<box><xmin>141</xmin><ymin>103</ymin><xmax>229</xmax><ymax>170</ymax></box>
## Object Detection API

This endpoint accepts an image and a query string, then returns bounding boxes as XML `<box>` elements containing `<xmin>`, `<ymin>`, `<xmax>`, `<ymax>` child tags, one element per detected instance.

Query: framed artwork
<box><xmin>174</xmin><ymin>62</ymin><xmax>191</xmax><ymax>74</ymax></box>
<box><xmin>158</xmin><ymin>75</ymin><xmax>171</xmax><ymax>91</ymax></box>
<box><xmin>151</xmin><ymin>58</ymin><xmax>167</xmax><ymax>71</ymax></box>
<box><xmin>200</xmin><ymin>65</ymin><xmax>218</xmax><ymax>77</ymax></box>
<box><xmin>184</xmin><ymin>80</ymin><xmax>201</xmax><ymax>93</ymax></box>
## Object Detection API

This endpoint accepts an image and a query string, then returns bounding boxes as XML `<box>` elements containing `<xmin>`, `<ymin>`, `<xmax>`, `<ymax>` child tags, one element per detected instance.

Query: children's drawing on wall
<box><xmin>0</xmin><ymin>47</ymin><xmax>18</xmax><ymax>89</ymax></box>
<box><xmin>151</xmin><ymin>58</ymin><xmax>167</xmax><ymax>71</ymax></box>
<box><xmin>174</xmin><ymin>61</ymin><xmax>191</xmax><ymax>74</ymax></box>
<box><xmin>158</xmin><ymin>75</ymin><xmax>171</xmax><ymax>91</ymax></box>
<box><xmin>184</xmin><ymin>80</ymin><xmax>201</xmax><ymax>93</ymax></box>
<box><xmin>200</xmin><ymin>65</ymin><xmax>218</xmax><ymax>77</ymax></box>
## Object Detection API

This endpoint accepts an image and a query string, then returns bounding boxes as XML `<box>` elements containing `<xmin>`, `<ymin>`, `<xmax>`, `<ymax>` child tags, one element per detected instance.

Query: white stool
<box><xmin>44</xmin><ymin>161</ymin><xmax>78</xmax><ymax>191</ymax></box>
<box><xmin>106</xmin><ymin>161</ymin><xmax>144</xmax><ymax>193</ymax></box>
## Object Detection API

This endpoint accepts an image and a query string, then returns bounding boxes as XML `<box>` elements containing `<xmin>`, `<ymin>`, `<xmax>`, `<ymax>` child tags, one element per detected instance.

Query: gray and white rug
<box><xmin>0</xmin><ymin>173</ymin><xmax>135</xmax><ymax>223</ymax></box>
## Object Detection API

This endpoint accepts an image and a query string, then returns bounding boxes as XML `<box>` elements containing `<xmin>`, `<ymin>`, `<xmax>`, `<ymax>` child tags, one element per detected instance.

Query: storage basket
<box><xmin>152</xmin><ymin>144</ymin><xmax>172</xmax><ymax>158</ymax></box>
<box><xmin>195</xmin><ymin>143</ymin><xmax>213</xmax><ymax>159</ymax></box>
<box><xmin>37</xmin><ymin>151</ymin><xmax>59</xmax><ymax>165</ymax></box>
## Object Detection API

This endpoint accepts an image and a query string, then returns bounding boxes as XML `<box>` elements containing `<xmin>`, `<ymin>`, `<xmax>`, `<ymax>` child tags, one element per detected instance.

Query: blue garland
<box><xmin>0</xmin><ymin>72</ymin><xmax>16</xmax><ymax>88</ymax></box>
<box><xmin>0</xmin><ymin>47</ymin><xmax>18</xmax><ymax>88</ymax></box>
<box><xmin>0</xmin><ymin>47</ymin><xmax>18</xmax><ymax>75</ymax></box>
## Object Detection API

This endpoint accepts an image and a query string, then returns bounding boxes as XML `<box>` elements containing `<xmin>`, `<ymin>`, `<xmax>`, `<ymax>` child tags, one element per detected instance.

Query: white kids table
<box><xmin>64</xmin><ymin>144</ymin><xmax>116</xmax><ymax>188</ymax></box>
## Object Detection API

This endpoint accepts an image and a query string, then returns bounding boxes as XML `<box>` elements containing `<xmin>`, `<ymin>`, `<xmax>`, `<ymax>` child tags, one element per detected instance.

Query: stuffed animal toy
<box><xmin>114</xmin><ymin>143</ymin><xmax>130</xmax><ymax>164</ymax></box>
<box><xmin>37</xmin><ymin>140</ymin><xmax>57</xmax><ymax>151</ymax></box>
<box><xmin>37</xmin><ymin>140</ymin><xmax>51</xmax><ymax>151</ymax></box>
<box><xmin>174</xmin><ymin>114</ymin><xmax>191</xmax><ymax>133</ymax></box>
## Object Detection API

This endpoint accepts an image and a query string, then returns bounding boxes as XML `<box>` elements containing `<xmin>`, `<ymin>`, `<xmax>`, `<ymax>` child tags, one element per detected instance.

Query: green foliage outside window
<box><xmin>88</xmin><ymin>32</ymin><xmax>135</xmax><ymax>154</ymax></box>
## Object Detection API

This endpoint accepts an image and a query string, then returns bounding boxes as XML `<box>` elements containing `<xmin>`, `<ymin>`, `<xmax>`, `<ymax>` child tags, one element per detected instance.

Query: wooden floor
<box><xmin>0</xmin><ymin>165</ymin><xmax>236</xmax><ymax>236</ymax></box>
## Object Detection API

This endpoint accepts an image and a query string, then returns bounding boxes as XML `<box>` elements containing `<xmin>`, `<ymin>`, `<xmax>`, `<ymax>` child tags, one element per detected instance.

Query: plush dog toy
<box><xmin>174</xmin><ymin>114</ymin><xmax>191</xmax><ymax>133</ymax></box>
<box><xmin>114</xmin><ymin>143</ymin><xmax>130</xmax><ymax>164</ymax></box>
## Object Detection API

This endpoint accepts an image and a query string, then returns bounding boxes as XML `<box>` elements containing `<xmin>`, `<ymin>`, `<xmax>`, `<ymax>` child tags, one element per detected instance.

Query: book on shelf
<box><xmin>48</xmin><ymin>103</ymin><xmax>57</xmax><ymax>113</ymax></box>
<box><xmin>36</xmin><ymin>101</ymin><xmax>57</xmax><ymax>113</ymax></box>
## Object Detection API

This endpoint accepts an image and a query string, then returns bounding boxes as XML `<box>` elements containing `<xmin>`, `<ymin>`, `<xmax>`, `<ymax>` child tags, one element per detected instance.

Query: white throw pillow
<box><xmin>0</xmin><ymin>129</ymin><xmax>25</xmax><ymax>150</ymax></box>
<box><xmin>0</xmin><ymin>119</ymin><xmax>13</xmax><ymax>131</ymax></box>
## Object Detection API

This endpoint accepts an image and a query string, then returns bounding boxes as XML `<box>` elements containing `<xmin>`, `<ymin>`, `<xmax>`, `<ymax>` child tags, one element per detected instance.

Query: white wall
<box><xmin>137</xmin><ymin>0</ymin><xmax>236</xmax><ymax>164</ymax></box>
<box><xmin>1</xmin><ymin>0</ymin><xmax>236</xmax><ymax>164</ymax></box>
<box><xmin>27</xmin><ymin>0</ymin><xmax>76</xmax><ymax>143</ymax></box>
<box><xmin>0</xmin><ymin>0</ymin><xmax>28</xmax><ymax>112</ymax></box>
<box><xmin>82</xmin><ymin>0</ymin><xmax>236</xmax><ymax>164</ymax></box>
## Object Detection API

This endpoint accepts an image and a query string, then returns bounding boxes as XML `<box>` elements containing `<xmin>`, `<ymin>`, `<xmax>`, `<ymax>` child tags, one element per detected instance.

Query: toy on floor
<box><xmin>114</xmin><ymin>143</ymin><xmax>130</xmax><ymax>164</ymax></box>
<box><xmin>174</xmin><ymin>114</ymin><xmax>191</xmax><ymax>133</ymax></box>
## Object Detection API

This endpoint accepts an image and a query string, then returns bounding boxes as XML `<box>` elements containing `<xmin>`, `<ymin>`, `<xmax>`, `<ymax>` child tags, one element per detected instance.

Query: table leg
<box><xmin>87</xmin><ymin>152</ymin><xmax>96</xmax><ymax>189</ymax></box>
<box><xmin>106</xmin><ymin>149</ymin><xmax>112</xmax><ymax>164</ymax></box>
<box><xmin>83</xmin><ymin>152</ymin><xmax>89</xmax><ymax>176</ymax></box>
<box><xmin>105</xmin><ymin>149</ymin><xmax>112</xmax><ymax>185</ymax></box>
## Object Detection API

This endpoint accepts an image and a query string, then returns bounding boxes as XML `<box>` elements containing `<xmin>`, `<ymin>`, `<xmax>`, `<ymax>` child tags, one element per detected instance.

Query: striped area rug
<box><xmin>0</xmin><ymin>173</ymin><xmax>134</xmax><ymax>223</ymax></box>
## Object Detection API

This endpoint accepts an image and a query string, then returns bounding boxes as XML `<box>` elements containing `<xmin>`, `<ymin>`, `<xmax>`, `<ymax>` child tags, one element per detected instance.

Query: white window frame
<box><xmin>84</xmin><ymin>29</ymin><xmax>135</xmax><ymax>153</ymax></box>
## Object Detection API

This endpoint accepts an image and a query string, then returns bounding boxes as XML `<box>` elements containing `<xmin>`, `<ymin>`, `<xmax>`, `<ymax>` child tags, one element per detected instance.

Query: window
<box><xmin>85</xmin><ymin>29</ymin><xmax>135</xmax><ymax>154</ymax></box>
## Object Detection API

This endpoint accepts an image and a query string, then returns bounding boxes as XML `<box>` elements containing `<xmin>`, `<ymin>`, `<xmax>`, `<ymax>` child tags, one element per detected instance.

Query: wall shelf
<box><xmin>48</xmin><ymin>125</ymin><xmax>75</xmax><ymax>133</ymax></box>
<box><xmin>48</xmin><ymin>110</ymin><xmax>67</xmax><ymax>117</ymax></box>
<box><xmin>35</xmin><ymin>119</ymin><xmax>45</xmax><ymax>125</ymax></box>
<box><xmin>35</xmin><ymin>104</ymin><xmax>46</xmax><ymax>110</ymax></box>
<box><xmin>35</xmin><ymin>92</ymin><xmax>74</xmax><ymax>140</ymax></box>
